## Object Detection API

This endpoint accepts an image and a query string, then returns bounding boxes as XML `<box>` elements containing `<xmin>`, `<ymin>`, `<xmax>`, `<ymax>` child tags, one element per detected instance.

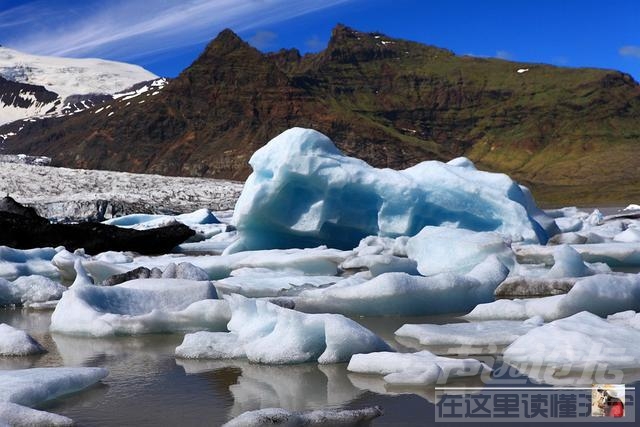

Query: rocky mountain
<box><xmin>0</xmin><ymin>45</ymin><xmax>160</xmax><ymax>126</ymax></box>
<box><xmin>2</xmin><ymin>26</ymin><xmax>639</xmax><ymax>205</ymax></box>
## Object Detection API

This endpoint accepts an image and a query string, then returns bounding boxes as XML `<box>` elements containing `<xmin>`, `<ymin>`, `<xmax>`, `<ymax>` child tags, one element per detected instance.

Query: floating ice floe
<box><xmin>0</xmin><ymin>402</ymin><xmax>72</xmax><ymax>426</ymax></box>
<box><xmin>0</xmin><ymin>323</ymin><xmax>46</xmax><ymax>356</ymax></box>
<box><xmin>395</xmin><ymin>316</ymin><xmax>544</xmax><ymax>348</ymax></box>
<box><xmin>607</xmin><ymin>310</ymin><xmax>640</xmax><ymax>329</ymax></box>
<box><xmin>503</xmin><ymin>311</ymin><xmax>640</xmax><ymax>370</ymax></box>
<box><xmin>295</xmin><ymin>256</ymin><xmax>509</xmax><ymax>316</ymax></box>
<box><xmin>0</xmin><ymin>275</ymin><xmax>66</xmax><ymax>307</ymax></box>
<box><xmin>223</xmin><ymin>406</ymin><xmax>383</xmax><ymax>427</ymax></box>
<box><xmin>175</xmin><ymin>294</ymin><xmax>391</xmax><ymax>364</ymax></box>
<box><xmin>514</xmin><ymin>242</ymin><xmax>640</xmax><ymax>267</ymax></box>
<box><xmin>103</xmin><ymin>208</ymin><xmax>221</xmax><ymax>229</ymax></box>
<box><xmin>0</xmin><ymin>246</ymin><xmax>60</xmax><ymax>281</ymax></box>
<box><xmin>347</xmin><ymin>350</ymin><xmax>490</xmax><ymax>386</ymax></box>
<box><xmin>340</xmin><ymin>236</ymin><xmax>417</xmax><ymax>276</ymax></box>
<box><xmin>406</xmin><ymin>226</ymin><xmax>514</xmax><ymax>276</ymax></box>
<box><xmin>466</xmin><ymin>272</ymin><xmax>640</xmax><ymax>321</ymax></box>
<box><xmin>226</xmin><ymin>127</ymin><xmax>553</xmax><ymax>254</ymax></box>
<box><xmin>50</xmin><ymin>278</ymin><xmax>228</xmax><ymax>336</ymax></box>
<box><xmin>0</xmin><ymin>367</ymin><xmax>107</xmax><ymax>423</ymax></box>
<box><xmin>216</xmin><ymin>268</ymin><xmax>338</xmax><ymax>298</ymax></box>
<box><xmin>53</xmin><ymin>246</ymin><xmax>350</xmax><ymax>283</ymax></box>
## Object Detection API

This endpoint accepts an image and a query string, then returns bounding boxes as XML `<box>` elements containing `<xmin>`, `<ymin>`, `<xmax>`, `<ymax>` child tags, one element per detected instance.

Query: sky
<box><xmin>0</xmin><ymin>0</ymin><xmax>638</xmax><ymax>80</ymax></box>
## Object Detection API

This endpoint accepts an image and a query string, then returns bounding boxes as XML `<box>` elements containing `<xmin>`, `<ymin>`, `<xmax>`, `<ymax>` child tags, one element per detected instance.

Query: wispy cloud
<box><xmin>619</xmin><ymin>45</ymin><xmax>640</xmax><ymax>58</ymax></box>
<box><xmin>249</xmin><ymin>30</ymin><xmax>278</xmax><ymax>50</ymax></box>
<box><xmin>1</xmin><ymin>0</ymin><xmax>351</xmax><ymax>60</ymax></box>
<box><xmin>305</xmin><ymin>35</ymin><xmax>326</xmax><ymax>51</ymax></box>
<box><xmin>495</xmin><ymin>50</ymin><xmax>513</xmax><ymax>60</ymax></box>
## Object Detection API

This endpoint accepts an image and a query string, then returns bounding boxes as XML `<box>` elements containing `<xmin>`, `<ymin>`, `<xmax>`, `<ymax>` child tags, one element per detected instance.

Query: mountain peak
<box><xmin>196</xmin><ymin>28</ymin><xmax>257</xmax><ymax>61</ymax></box>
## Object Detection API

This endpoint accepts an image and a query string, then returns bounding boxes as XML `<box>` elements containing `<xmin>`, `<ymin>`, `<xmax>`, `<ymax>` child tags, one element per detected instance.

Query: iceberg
<box><xmin>226</xmin><ymin>128</ymin><xmax>552</xmax><ymax>254</ymax></box>
<box><xmin>175</xmin><ymin>295</ymin><xmax>391</xmax><ymax>364</ymax></box>
<box><xmin>0</xmin><ymin>324</ymin><xmax>46</xmax><ymax>356</ymax></box>
<box><xmin>466</xmin><ymin>272</ymin><xmax>640</xmax><ymax>321</ymax></box>
<box><xmin>296</xmin><ymin>256</ymin><xmax>509</xmax><ymax>316</ymax></box>
<box><xmin>222</xmin><ymin>406</ymin><xmax>383</xmax><ymax>427</ymax></box>
<box><xmin>0</xmin><ymin>367</ymin><xmax>107</xmax><ymax>420</ymax></box>
<box><xmin>406</xmin><ymin>226</ymin><xmax>514</xmax><ymax>276</ymax></box>
<box><xmin>50</xmin><ymin>278</ymin><xmax>228</xmax><ymax>336</ymax></box>
<box><xmin>503</xmin><ymin>311</ymin><xmax>640</xmax><ymax>370</ymax></box>
<box><xmin>0</xmin><ymin>246</ymin><xmax>59</xmax><ymax>281</ymax></box>
<box><xmin>395</xmin><ymin>316</ymin><xmax>544</xmax><ymax>348</ymax></box>
<box><xmin>0</xmin><ymin>275</ymin><xmax>66</xmax><ymax>307</ymax></box>
<box><xmin>347</xmin><ymin>350</ymin><xmax>490</xmax><ymax>386</ymax></box>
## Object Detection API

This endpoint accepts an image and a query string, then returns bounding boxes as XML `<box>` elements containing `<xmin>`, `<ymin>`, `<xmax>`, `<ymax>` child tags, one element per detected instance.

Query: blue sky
<box><xmin>1</xmin><ymin>0</ymin><xmax>638</xmax><ymax>80</ymax></box>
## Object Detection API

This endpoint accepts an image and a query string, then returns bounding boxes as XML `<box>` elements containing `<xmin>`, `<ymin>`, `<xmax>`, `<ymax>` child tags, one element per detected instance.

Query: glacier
<box><xmin>175</xmin><ymin>294</ymin><xmax>391</xmax><ymax>364</ymax></box>
<box><xmin>226</xmin><ymin>127</ymin><xmax>553</xmax><ymax>254</ymax></box>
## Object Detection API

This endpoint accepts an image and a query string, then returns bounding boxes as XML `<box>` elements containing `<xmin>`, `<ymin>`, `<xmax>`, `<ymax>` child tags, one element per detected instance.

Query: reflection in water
<box><xmin>347</xmin><ymin>372</ymin><xmax>487</xmax><ymax>404</ymax></box>
<box><xmin>3</xmin><ymin>307</ymin><xmax>640</xmax><ymax>425</ymax></box>
<box><xmin>178</xmin><ymin>359</ymin><xmax>364</xmax><ymax>418</ymax></box>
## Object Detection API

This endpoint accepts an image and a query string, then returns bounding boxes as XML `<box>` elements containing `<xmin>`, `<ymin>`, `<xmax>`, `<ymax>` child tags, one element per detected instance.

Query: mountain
<box><xmin>0</xmin><ymin>46</ymin><xmax>160</xmax><ymax>126</ymax></box>
<box><xmin>2</xmin><ymin>26</ymin><xmax>639</xmax><ymax>205</ymax></box>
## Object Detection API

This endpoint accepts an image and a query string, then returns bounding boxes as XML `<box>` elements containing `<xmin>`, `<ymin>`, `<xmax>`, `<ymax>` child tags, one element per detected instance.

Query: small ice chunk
<box><xmin>50</xmin><ymin>279</ymin><xmax>226</xmax><ymax>336</ymax></box>
<box><xmin>347</xmin><ymin>350</ymin><xmax>490</xmax><ymax>385</ymax></box>
<box><xmin>395</xmin><ymin>316</ymin><xmax>544</xmax><ymax>347</ymax></box>
<box><xmin>297</xmin><ymin>256</ymin><xmax>508</xmax><ymax>316</ymax></box>
<box><xmin>0</xmin><ymin>324</ymin><xmax>46</xmax><ymax>356</ymax></box>
<box><xmin>466</xmin><ymin>272</ymin><xmax>640</xmax><ymax>321</ymax></box>
<box><xmin>0</xmin><ymin>367</ymin><xmax>107</xmax><ymax>407</ymax></box>
<box><xmin>406</xmin><ymin>226</ymin><xmax>514</xmax><ymax>276</ymax></box>
<box><xmin>176</xmin><ymin>294</ymin><xmax>391</xmax><ymax>364</ymax></box>
<box><xmin>546</xmin><ymin>245</ymin><xmax>594</xmax><ymax>278</ymax></box>
<box><xmin>504</xmin><ymin>311</ymin><xmax>640</xmax><ymax>369</ymax></box>
<box><xmin>222</xmin><ymin>406</ymin><xmax>383</xmax><ymax>427</ymax></box>
<box><xmin>0</xmin><ymin>402</ymin><xmax>72</xmax><ymax>426</ymax></box>
<box><xmin>0</xmin><ymin>275</ymin><xmax>65</xmax><ymax>306</ymax></box>
<box><xmin>0</xmin><ymin>246</ymin><xmax>59</xmax><ymax>281</ymax></box>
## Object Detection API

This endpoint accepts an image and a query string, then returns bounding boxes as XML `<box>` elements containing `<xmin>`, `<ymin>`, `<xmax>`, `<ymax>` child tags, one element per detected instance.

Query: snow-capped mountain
<box><xmin>0</xmin><ymin>45</ymin><xmax>158</xmax><ymax>126</ymax></box>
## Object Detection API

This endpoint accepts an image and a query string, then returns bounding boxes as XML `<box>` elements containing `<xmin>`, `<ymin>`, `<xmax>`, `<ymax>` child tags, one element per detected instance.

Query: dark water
<box><xmin>1</xmin><ymin>308</ymin><xmax>637</xmax><ymax>426</ymax></box>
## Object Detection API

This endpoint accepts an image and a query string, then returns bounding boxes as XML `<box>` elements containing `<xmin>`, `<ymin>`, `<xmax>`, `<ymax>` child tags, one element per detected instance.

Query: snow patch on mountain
<box><xmin>0</xmin><ymin>46</ymin><xmax>158</xmax><ymax>128</ymax></box>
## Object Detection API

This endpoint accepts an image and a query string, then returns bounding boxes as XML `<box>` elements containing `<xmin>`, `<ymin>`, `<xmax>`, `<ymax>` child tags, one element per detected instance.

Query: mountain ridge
<box><xmin>2</xmin><ymin>25</ymin><xmax>639</xmax><ymax>205</ymax></box>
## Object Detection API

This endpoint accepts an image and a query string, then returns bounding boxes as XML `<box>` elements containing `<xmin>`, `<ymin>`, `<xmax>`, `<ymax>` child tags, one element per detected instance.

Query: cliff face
<box><xmin>3</xmin><ymin>25</ymin><xmax>640</xmax><ymax>204</ymax></box>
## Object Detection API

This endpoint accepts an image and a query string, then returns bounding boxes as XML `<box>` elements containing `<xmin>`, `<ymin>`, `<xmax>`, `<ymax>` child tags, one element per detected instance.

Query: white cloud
<box><xmin>619</xmin><ymin>45</ymin><xmax>640</xmax><ymax>59</ymax></box>
<box><xmin>249</xmin><ymin>30</ymin><xmax>278</xmax><ymax>49</ymax></box>
<box><xmin>2</xmin><ymin>0</ymin><xmax>352</xmax><ymax>60</ymax></box>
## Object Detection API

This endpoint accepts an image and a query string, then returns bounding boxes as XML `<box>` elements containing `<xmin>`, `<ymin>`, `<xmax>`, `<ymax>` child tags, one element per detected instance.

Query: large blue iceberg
<box><xmin>226</xmin><ymin>128</ymin><xmax>553</xmax><ymax>253</ymax></box>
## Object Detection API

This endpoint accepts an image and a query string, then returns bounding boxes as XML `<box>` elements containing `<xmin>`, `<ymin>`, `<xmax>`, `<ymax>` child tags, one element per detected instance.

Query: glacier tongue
<box><xmin>226</xmin><ymin>127</ymin><xmax>552</xmax><ymax>254</ymax></box>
